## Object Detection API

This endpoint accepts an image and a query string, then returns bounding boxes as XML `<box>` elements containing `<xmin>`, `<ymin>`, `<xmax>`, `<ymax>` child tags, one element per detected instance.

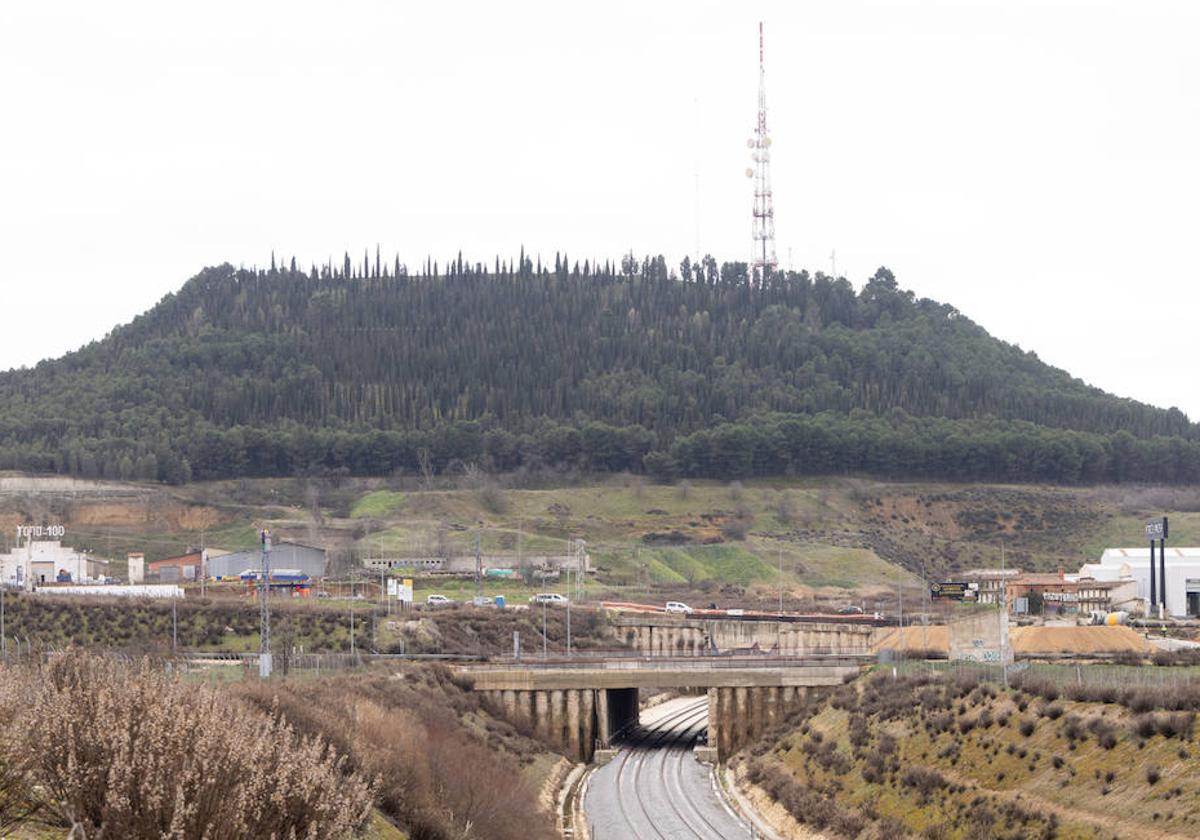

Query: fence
<box><xmin>891</xmin><ymin>658</ymin><xmax>1200</xmax><ymax>693</ymax></box>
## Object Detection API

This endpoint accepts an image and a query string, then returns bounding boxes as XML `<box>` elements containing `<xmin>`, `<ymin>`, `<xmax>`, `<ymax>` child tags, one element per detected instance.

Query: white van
<box><xmin>665</xmin><ymin>601</ymin><xmax>693</xmax><ymax>615</ymax></box>
<box><xmin>529</xmin><ymin>593</ymin><xmax>568</xmax><ymax>606</ymax></box>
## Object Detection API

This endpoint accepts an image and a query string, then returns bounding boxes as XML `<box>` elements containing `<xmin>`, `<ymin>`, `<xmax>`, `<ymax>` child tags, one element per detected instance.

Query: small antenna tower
<box><xmin>747</xmin><ymin>21</ymin><xmax>777</xmax><ymax>279</ymax></box>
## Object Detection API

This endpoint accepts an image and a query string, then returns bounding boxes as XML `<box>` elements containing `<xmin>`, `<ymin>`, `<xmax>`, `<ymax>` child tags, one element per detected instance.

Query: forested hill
<box><xmin>1</xmin><ymin>255</ymin><xmax>1197</xmax><ymax>484</ymax></box>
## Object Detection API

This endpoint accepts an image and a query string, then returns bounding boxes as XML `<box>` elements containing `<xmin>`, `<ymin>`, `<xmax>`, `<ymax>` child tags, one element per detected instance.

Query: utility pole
<box><xmin>172</xmin><ymin>593</ymin><xmax>178</xmax><ymax>654</ymax></box>
<box><xmin>259</xmin><ymin>528</ymin><xmax>272</xmax><ymax>678</ymax></box>
<box><xmin>1</xmin><ymin>585</ymin><xmax>6</xmax><ymax>661</ymax></box>
<box><xmin>200</xmin><ymin>529</ymin><xmax>206</xmax><ymax>599</ymax></box>
<box><xmin>778</xmin><ymin>546</ymin><xmax>784</xmax><ymax>615</ymax></box>
<box><xmin>920</xmin><ymin>554</ymin><xmax>929</xmax><ymax>668</ymax></box>
<box><xmin>542</xmin><ymin>598</ymin><xmax>548</xmax><ymax>659</ymax></box>
<box><xmin>474</xmin><ymin>530</ymin><xmax>482</xmax><ymax>605</ymax></box>
<box><xmin>1000</xmin><ymin>540</ymin><xmax>1008</xmax><ymax>688</ymax></box>
<box><xmin>566</xmin><ymin>564</ymin><xmax>572</xmax><ymax>657</ymax></box>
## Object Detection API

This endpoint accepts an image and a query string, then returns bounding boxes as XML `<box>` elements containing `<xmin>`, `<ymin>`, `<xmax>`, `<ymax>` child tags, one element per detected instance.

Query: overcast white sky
<box><xmin>1</xmin><ymin>1</ymin><xmax>1197</xmax><ymax>419</ymax></box>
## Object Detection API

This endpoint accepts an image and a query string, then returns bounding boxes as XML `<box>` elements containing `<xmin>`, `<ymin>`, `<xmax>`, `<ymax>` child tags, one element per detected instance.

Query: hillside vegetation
<box><xmin>0</xmin><ymin>258</ymin><xmax>1197</xmax><ymax>485</ymax></box>
<box><xmin>744</xmin><ymin>669</ymin><xmax>1200</xmax><ymax>839</ymax></box>
<box><xmin>7</xmin><ymin>476</ymin><xmax>1200</xmax><ymax>599</ymax></box>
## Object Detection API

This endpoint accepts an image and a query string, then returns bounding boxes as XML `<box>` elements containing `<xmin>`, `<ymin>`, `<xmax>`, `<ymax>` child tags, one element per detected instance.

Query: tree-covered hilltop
<box><xmin>1</xmin><ymin>253</ymin><xmax>1197</xmax><ymax>484</ymax></box>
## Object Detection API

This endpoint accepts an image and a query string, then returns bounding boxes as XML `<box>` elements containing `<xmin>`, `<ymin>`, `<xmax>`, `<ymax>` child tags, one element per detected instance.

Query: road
<box><xmin>582</xmin><ymin>695</ymin><xmax>753</xmax><ymax>839</ymax></box>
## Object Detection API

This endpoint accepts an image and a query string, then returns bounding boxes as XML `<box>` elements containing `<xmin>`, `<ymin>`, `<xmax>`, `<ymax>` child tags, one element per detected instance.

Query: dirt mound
<box><xmin>1012</xmin><ymin>624</ymin><xmax>1151</xmax><ymax>654</ymax></box>
<box><xmin>871</xmin><ymin>624</ymin><xmax>1152</xmax><ymax>655</ymax></box>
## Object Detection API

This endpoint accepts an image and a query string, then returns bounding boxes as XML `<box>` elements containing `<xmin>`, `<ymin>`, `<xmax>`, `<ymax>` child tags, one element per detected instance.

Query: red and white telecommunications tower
<box><xmin>747</xmin><ymin>21</ymin><xmax>777</xmax><ymax>277</ymax></box>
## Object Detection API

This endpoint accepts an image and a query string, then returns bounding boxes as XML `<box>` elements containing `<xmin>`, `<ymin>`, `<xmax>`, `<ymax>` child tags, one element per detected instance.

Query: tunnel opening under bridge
<box><xmin>471</xmin><ymin>658</ymin><xmax>860</xmax><ymax>762</ymax></box>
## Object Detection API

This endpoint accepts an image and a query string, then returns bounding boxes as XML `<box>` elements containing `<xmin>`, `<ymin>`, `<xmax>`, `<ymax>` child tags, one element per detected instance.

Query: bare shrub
<box><xmin>1088</xmin><ymin>717</ymin><xmax>1118</xmax><ymax>749</ymax></box>
<box><xmin>774</xmin><ymin>490</ymin><xmax>797</xmax><ymax>525</ymax></box>
<box><xmin>1039</xmin><ymin>702</ymin><xmax>1064</xmax><ymax>721</ymax></box>
<box><xmin>234</xmin><ymin>668</ymin><xmax>557</xmax><ymax>840</ymax></box>
<box><xmin>9</xmin><ymin>654</ymin><xmax>371</xmax><ymax>839</ymax></box>
<box><xmin>901</xmin><ymin>765</ymin><xmax>948</xmax><ymax>802</ymax></box>
<box><xmin>0</xmin><ymin>677</ymin><xmax>37</xmax><ymax>834</ymax></box>
<box><xmin>720</xmin><ymin>504</ymin><xmax>755</xmax><ymax>541</ymax></box>
<box><xmin>476</xmin><ymin>479</ymin><xmax>509</xmax><ymax>514</ymax></box>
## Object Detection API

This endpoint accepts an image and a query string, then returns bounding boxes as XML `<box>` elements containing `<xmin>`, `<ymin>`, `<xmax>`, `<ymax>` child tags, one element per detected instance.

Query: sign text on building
<box><xmin>1145</xmin><ymin>517</ymin><xmax>1169</xmax><ymax>540</ymax></box>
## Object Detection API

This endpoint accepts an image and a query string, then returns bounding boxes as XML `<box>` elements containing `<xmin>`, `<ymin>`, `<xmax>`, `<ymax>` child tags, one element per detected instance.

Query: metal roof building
<box><xmin>1098</xmin><ymin>547</ymin><xmax>1200</xmax><ymax>618</ymax></box>
<box><xmin>208</xmin><ymin>541</ymin><xmax>327</xmax><ymax>580</ymax></box>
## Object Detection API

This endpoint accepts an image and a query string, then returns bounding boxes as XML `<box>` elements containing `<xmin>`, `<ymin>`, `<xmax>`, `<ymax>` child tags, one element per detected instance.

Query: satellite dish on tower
<box><xmin>746</xmin><ymin>139</ymin><xmax>754</xmax><ymax>148</ymax></box>
<box><xmin>763</xmin><ymin>137</ymin><xmax>772</xmax><ymax>148</ymax></box>
<box><xmin>745</xmin><ymin>168</ymin><xmax>754</xmax><ymax>178</ymax></box>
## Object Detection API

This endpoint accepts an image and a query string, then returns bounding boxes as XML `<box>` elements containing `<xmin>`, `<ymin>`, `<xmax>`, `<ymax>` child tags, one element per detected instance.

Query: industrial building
<box><xmin>961</xmin><ymin>568</ymin><xmax>1023</xmax><ymax>605</ymax></box>
<box><xmin>1096</xmin><ymin>547</ymin><xmax>1200</xmax><ymax>618</ymax></box>
<box><xmin>362</xmin><ymin>552</ymin><xmax>589</xmax><ymax>575</ymax></box>
<box><xmin>147</xmin><ymin>548</ymin><xmax>231</xmax><ymax>582</ymax></box>
<box><xmin>207</xmin><ymin>541</ymin><xmax>327</xmax><ymax>579</ymax></box>
<box><xmin>0</xmin><ymin>540</ymin><xmax>110</xmax><ymax>587</ymax></box>
<box><xmin>963</xmin><ymin>565</ymin><xmax>1140</xmax><ymax>616</ymax></box>
<box><xmin>1002</xmin><ymin>571</ymin><xmax>1139</xmax><ymax>617</ymax></box>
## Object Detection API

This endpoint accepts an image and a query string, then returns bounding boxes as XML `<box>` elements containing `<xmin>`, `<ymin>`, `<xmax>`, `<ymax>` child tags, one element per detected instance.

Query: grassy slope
<box><xmin>8</xmin><ymin>475</ymin><xmax>1200</xmax><ymax>607</ymax></box>
<box><xmin>753</xmin><ymin>671</ymin><xmax>1200</xmax><ymax>839</ymax></box>
<box><xmin>342</xmin><ymin>481</ymin><xmax>921</xmax><ymax>603</ymax></box>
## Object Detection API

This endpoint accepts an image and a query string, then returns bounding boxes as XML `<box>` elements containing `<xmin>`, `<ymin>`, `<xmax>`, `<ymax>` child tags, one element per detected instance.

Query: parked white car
<box><xmin>529</xmin><ymin>592</ymin><xmax>568</xmax><ymax>606</ymax></box>
<box><xmin>426</xmin><ymin>594</ymin><xmax>454</xmax><ymax>606</ymax></box>
<box><xmin>665</xmin><ymin>601</ymin><xmax>693</xmax><ymax>615</ymax></box>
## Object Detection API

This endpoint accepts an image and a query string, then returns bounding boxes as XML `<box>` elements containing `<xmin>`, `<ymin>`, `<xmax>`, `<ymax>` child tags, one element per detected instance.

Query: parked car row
<box><xmin>423</xmin><ymin>592</ymin><xmax>571</xmax><ymax>608</ymax></box>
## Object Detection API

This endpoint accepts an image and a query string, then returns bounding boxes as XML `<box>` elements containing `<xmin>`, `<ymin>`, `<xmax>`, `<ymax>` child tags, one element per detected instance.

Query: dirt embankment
<box><xmin>745</xmin><ymin>670</ymin><xmax>1200</xmax><ymax>839</ymax></box>
<box><xmin>872</xmin><ymin>624</ymin><xmax>1154</xmax><ymax>655</ymax></box>
<box><xmin>0</xmin><ymin>481</ymin><xmax>226</xmax><ymax>542</ymax></box>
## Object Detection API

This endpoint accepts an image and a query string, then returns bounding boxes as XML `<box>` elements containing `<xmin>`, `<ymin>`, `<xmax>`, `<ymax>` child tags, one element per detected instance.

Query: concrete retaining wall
<box><xmin>612</xmin><ymin>615</ymin><xmax>882</xmax><ymax>657</ymax></box>
<box><xmin>948</xmin><ymin>608</ymin><xmax>1012</xmax><ymax>664</ymax></box>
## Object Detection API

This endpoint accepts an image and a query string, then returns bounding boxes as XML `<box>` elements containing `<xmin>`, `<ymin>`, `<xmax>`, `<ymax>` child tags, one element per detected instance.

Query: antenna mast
<box><xmin>748</xmin><ymin>21</ymin><xmax>777</xmax><ymax>279</ymax></box>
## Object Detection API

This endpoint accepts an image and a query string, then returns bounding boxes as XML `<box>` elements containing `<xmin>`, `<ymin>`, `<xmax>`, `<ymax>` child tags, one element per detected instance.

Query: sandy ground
<box><xmin>872</xmin><ymin>623</ymin><xmax>1153</xmax><ymax>654</ymax></box>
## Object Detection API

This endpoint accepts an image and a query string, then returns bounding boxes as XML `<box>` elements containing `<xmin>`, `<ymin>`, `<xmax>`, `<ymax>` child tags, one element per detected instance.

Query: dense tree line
<box><xmin>0</xmin><ymin>255</ymin><xmax>1195</xmax><ymax>484</ymax></box>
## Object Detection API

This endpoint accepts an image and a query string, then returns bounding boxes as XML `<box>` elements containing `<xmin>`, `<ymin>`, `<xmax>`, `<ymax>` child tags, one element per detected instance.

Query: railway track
<box><xmin>586</xmin><ymin>696</ymin><xmax>751</xmax><ymax>839</ymax></box>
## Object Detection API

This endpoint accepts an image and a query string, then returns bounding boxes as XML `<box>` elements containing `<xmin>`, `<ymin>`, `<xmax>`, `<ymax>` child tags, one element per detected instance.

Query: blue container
<box><xmin>495</xmin><ymin>595</ymin><xmax>506</xmax><ymax>609</ymax></box>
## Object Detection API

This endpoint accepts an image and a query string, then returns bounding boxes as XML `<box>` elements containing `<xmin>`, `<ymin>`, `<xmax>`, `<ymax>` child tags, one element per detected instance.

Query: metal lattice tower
<box><xmin>748</xmin><ymin>21</ymin><xmax>777</xmax><ymax>278</ymax></box>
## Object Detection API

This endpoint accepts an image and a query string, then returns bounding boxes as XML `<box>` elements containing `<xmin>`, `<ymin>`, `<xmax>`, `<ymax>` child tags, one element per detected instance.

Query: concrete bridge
<box><xmin>610</xmin><ymin>613</ymin><xmax>885</xmax><ymax>657</ymax></box>
<box><xmin>464</xmin><ymin>654</ymin><xmax>865</xmax><ymax>761</ymax></box>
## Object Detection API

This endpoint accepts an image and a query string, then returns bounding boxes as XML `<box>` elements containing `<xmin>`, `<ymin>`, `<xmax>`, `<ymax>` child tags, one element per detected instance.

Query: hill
<box><xmin>1</xmin><ymin>256</ymin><xmax>1197</xmax><ymax>484</ymax></box>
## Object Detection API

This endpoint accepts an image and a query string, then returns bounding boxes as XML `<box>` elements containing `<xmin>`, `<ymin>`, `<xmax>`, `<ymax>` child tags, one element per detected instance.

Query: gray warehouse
<box><xmin>208</xmin><ymin>542</ymin><xmax>327</xmax><ymax>579</ymax></box>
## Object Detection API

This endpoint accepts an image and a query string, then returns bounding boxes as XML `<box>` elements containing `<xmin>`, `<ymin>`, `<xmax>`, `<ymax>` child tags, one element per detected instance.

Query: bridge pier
<box><xmin>481</xmin><ymin>686</ymin><xmax>638</xmax><ymax>762</ymax></box>
<box><xmin>704</xmin><ymin>684</ymin><xmax>820</xmax><ymax>759</ymax></box>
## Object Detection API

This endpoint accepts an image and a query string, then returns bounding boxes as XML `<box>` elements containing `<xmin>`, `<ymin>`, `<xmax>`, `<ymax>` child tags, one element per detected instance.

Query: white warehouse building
<box><xmin>1097</xmin><ymin>547</ymin><xmax>1200</xmax><ymax>618</ymax></box>
<box><xmin>0</xmin><ymin>540</ymin><xmax>110</xmax><ymax>587</ymax></box>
